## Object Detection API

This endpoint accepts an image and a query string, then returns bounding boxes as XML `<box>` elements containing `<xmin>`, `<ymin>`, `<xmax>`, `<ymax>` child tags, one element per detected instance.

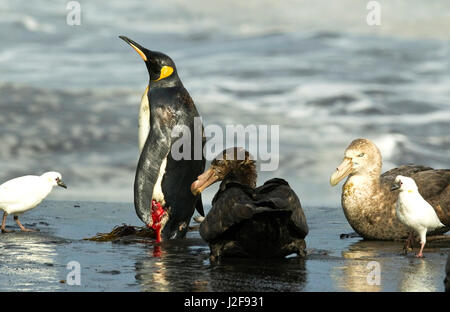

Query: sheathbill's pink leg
<box><xmin>14</xmin><ymin>215</ymin><xmax>38</xmax><ymax>232</ymax></box>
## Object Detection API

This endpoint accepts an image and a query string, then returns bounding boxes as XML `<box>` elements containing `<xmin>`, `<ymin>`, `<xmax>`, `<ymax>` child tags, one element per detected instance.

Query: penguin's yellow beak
<box><xmin>129</xmin><ymin>44</ymin><xmax>147</xmax><ymax>61</ymax></box>
<box><xmin>119</xmin><ymin>36</ymin><xmax>147</xmax><ymax>61</ymax></box>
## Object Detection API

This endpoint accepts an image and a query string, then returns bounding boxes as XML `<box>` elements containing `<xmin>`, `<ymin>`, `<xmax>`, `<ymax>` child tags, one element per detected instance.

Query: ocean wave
<box><xmin>0</xmin><ymin>1</ymin><xmax>449</xmax><ymax>205</ymax></box>
<box><xmin>0</xmin><ymin>77</ymin><xmax>448</xmax><ymax>205</ymax></box>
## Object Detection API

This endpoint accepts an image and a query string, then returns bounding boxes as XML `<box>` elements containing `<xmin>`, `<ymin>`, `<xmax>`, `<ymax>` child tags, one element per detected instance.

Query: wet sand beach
<box><xmin>0</xmin><ymin>200</ymin><xmax>447</xmax><ymax>292</ymax></box>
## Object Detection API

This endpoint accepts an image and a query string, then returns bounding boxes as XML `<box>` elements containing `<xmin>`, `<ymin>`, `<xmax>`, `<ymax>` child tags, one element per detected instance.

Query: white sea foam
<box><xmin>0</xmin><ymin>1</ymin><xmax>449</xmax><ymax>206</ymax></box>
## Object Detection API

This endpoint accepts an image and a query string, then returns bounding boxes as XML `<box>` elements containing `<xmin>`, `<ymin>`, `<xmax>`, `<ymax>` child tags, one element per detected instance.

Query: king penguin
<box><xmin>119</xmin><ymin>36</ymin><xmax>205</xmax><ymax>241</ymax></box>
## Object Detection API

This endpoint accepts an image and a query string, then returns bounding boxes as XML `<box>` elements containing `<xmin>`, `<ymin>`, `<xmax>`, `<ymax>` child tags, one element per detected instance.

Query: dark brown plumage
<box><xmin>191</xmin><ymin>148</ymin><xmax>308</xmax><ymax>260</ymax></box>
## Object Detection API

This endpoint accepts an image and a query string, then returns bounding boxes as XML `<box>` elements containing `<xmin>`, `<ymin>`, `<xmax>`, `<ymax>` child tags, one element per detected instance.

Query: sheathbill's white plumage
<box><xmin>392</xmin><ymin>175</ymin><xmax>445</xmax><ymax>257</ymax></box>
<box><xmin>0</xmin><ymin>172</ymin><xmax>67</xmax><ymax>233</ymax></box>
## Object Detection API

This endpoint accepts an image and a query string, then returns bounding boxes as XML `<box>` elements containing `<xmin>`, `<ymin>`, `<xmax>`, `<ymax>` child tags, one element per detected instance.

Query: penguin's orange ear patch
<box><xmin>155</xmin><ymin>66</ymin><xmax>174</xmax><ymax>81</ymax></box>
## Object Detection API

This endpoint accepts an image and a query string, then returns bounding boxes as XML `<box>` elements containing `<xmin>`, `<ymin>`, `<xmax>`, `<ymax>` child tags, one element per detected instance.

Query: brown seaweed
<box><xmin>84</xmin><ymin>224</ymin><xmax>156</xmax><ymax>242</ymax></box>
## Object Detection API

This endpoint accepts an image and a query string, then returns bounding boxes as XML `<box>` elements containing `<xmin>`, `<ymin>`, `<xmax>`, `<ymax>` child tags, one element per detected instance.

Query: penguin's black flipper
<box><xmin>195</xmin><ymin>195</ymin><xmax>205</xmax><ymax>217</ymax></box>
<box><xmin>134</xmin><ymin>106</ymin><xmax>175</xmax><ymax>225</ymax></box>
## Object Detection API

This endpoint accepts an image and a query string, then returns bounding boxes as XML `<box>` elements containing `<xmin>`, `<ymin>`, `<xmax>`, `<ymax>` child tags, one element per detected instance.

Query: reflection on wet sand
<box><xmin>331</xmin><ymin>239</ymin><xmax>450</xmax><ymax>292</ymax></box>
<box><xmin>0</xmin><ymin>232</ymin><xmax>70</xmax><ymax>291</ymax></box>
<box><xmin>209</xmin><ymin>257</ymin><xmax>307</xmax><ymax>292</ymax></box>
<box><xmin>399</xmin><ymin>259</ymin><xmax>441</xmax><ymax>292</ymax></box>
<box><xmin>332</xmin><ymin>240</ymin><xmax>387</xmax><ymax>292</ymax></box>
<box><xmin>134</xmin><ymin>238</ymin><xmax>211</xmax><ymax>292</ymax></box>
<box><xmin>445</xmin><ymin>253</ymin><xmax>450</xmax><ymax>292</ymax></box>
<box><xmin>134</xmin><ymin>238</ymin><xmax>307</xmax><ymax>292</ymax></box>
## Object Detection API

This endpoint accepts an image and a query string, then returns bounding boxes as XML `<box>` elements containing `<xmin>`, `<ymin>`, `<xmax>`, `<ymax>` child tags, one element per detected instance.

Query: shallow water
<box><xmin>0</xmin><ymin>200</ymin><xmax>447</xmax><ymax>292</ymax></box>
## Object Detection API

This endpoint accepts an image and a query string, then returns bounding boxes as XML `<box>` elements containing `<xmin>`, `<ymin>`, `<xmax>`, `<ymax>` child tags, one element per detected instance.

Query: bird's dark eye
<box><xmin>358</xmin><ymin>153</ymin><xmax>365</xmax><ymax>157</ymax></box>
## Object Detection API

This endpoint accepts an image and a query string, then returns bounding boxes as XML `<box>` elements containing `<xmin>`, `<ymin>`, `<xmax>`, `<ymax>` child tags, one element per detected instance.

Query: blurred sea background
<box><xmin>0</xmin><ymin>0</ymin><xmax>449</xmax><ymax>207</ymax></box>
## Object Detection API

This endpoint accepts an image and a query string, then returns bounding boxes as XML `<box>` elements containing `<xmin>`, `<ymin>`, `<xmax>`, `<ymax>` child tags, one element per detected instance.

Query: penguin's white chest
<box><xmin>138</xmin><ymin>86</ymin><xmax>150</xmax><ymax>153</ymax></box>
<box><xmin>137</xmin><ymin>86</ymin><xmax>166</xmax><ymax>206</ymax></box>
<box><xmin>152</xmin><ymin>157</ymin><xmax>167</xmax><ymax>206</ymax></box>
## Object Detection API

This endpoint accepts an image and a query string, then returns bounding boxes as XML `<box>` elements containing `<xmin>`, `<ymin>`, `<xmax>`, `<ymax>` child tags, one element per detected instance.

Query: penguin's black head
<box><xmin>119</xmin><ymin>36</ymin><xmax>178</xmax><ymax>84</ymax></box>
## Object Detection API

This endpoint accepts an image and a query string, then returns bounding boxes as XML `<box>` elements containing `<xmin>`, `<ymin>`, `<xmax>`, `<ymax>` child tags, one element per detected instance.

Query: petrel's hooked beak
<box><xmin>330</xmin><ymin>157</ymin><xmax>353</xmax><ymax>186</ymax></box>
<box><xmin>191</xmin><ymin>168</ymin><xmax>219</xmax><ymax>195</ymax></box>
